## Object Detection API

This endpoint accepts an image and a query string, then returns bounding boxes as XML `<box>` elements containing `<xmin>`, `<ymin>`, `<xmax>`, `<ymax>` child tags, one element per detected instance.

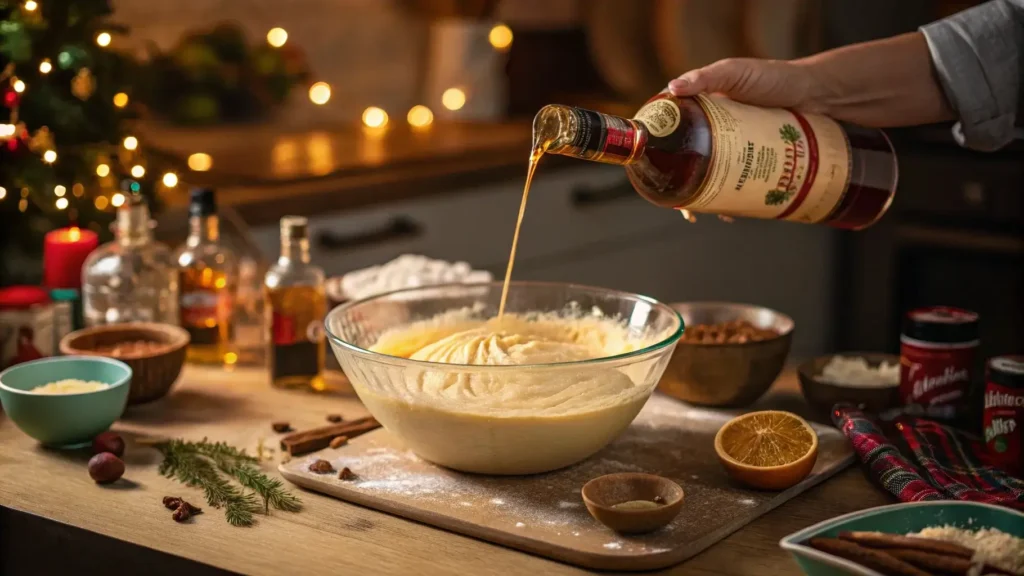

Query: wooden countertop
<box><xmin>0</xmin><ymin>366</ymin><xmax>893</xmax><ymax>576</ymax></box>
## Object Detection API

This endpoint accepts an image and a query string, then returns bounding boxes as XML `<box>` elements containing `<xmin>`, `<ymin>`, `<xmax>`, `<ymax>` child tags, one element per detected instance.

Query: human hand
<box><xmin>667</xmin><ymin>58</ymin><xmax>833</xmax><ymax>115</ymax></box>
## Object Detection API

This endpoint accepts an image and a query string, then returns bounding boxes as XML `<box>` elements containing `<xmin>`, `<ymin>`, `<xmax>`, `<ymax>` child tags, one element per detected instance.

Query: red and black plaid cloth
<box><xmin>832</xmin><ymin>404</ymin><xmax>1024</xmax><ymax>510</ymax></box>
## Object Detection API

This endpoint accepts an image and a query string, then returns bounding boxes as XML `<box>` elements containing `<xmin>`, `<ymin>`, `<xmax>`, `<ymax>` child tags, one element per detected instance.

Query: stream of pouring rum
<box><xmin>497</xmin><ymin>143</ymin><xmax>548</xmax><ymax>319</ymax></box>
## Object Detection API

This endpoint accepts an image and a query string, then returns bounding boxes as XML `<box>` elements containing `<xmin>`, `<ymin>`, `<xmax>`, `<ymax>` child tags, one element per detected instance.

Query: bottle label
<box><xmin>983</xmin><ymin>381</ymin><xmax>1023</xmax><ymax>476</ymax></box>
<box><xmin>634</xmin><ymin>99</ymin><xmax>680</xmax><ymax>137</ymax></box>
<box><xmin>899</xmin><ymin>336</ymin><xmax>977</xmax><ymax>418</ymax></box>
<box><xmin>181</xmin><ymin>290</ymin><xmax>219</xmax><ymax>326</ymax></box>
<box><xmin>564</xmin><ymin>108</ymin><xmax>643</xmax><ymax>164</ymax></box>
<box><xmin>687</xmin><ymin>94</ymin><xmax>852</xmax><ymax>223</ymax></box>
<box><xmin>271</xmin><ymin>314</ymin><xmax>322</xmax><ymax>346</ymax></box>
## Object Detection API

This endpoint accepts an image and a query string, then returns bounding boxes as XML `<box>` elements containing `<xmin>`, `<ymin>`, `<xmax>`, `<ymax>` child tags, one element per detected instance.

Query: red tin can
<box><xmin>983</xmin><ymin>356</ymin><xmax>1024</xmax><ymax>477</ymax></box>
<box><xmin>900</xmin><ymin>306</ymin><xmax>979</xmax><ymax>419</ymax></box>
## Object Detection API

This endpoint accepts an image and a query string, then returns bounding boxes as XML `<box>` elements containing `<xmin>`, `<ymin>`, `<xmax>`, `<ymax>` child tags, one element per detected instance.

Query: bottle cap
<box><xmin>902</xmin><ymin>306</ymin><xmax>979</xmax><ymax>344</ymax></box>
<box><xmin>280</xmin><ymin>216</ymin><xmax>308</xmax><ymax>240</ymax></box>
<box><xmin>189</xmin><ymin>188</ymin><xmax>217</xmax><ymax>217</ymax></box>
<box><xmin>988</xmin><ymin>355</ymin><xmax>1024</xmax><ymax>389</ymax></box>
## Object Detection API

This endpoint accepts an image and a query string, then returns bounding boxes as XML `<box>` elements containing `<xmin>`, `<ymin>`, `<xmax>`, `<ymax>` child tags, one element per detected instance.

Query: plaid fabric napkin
<box><xmin>832</xmin><ymin>404</ymin><xmax>1024</xmax><ymax>510</ymax></box>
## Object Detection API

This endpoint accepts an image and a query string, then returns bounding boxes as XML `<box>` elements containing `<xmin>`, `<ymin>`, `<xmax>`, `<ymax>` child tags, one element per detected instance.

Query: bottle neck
<box><xmin>116</xmin><ymin>201</ymin><xmax>152</xmax><ymax>247</ymax></box>
<box><xmin>187</xmin><ymin>215</ymin><xmax>220</xmax><ymax>245</ymax></box>
<box><xmin>534</xmin><ymin>105</ymin><xmax>647</xmax><ymax>166</ymax></box>
<box><xmin>279</xmin><ymin>237</ymin><xmax>310</xmax><ymax>265</ymax></box>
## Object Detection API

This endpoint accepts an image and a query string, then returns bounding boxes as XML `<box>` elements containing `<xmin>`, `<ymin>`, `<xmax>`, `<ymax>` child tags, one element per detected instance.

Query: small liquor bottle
<box><xmin>533</xmin><ymin>92</ymin><xmax>898</xmax><ymax>229</ymax></box>
<box><xmin>82</xmin><ymin>191</ymin><xmax>178</xmax><ymax>326</ymax></box>
<box><xmin>175</xmin><ymin>188</ymin><xmax>237</xmax><ymax>364</ymax></box>
<box><xmin>264</xmin><ymin>216</ymin><xmax>327</xmax><ymax>391</ymax></box>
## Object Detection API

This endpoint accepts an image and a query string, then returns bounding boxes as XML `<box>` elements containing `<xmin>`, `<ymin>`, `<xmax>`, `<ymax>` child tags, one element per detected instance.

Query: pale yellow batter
<box><xmin>350</xmin><ymin>310</ymin><xmax>660</xmax><ymax>475</ymax></box>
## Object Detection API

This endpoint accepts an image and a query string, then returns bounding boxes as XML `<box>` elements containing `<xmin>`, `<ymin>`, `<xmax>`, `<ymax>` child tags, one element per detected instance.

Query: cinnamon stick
<box><xmin>839</xmin><ymin>531</ymin><xmax>974</xmax><ymax>559</ymax></box>
<box><xmin>280</xmin><ymin>417</ymin><xmax>380</xmax><ymax>456</ymax></box>
<box><xmin>808</xmin><ymin>538</ymin><xmax>933</xmax><ymax>576</ymax></box>
<box><xmin>886</xmin><ymin>548</ymin><xmax>974</xmax><ymax>575</ymax></box>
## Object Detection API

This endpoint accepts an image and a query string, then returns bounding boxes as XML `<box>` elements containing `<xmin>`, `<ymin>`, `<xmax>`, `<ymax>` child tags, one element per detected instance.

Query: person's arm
<box><xmin>668</xmin><ymin>0</ymin><xmax>1023</xmax><ymax>151</ymax></box>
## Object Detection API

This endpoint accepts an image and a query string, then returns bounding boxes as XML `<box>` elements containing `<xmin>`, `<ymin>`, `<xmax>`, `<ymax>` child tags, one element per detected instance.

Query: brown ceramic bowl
<box><xmin>798</xmin><ymin>352</ymin><xmax>901</xmax><ymax>420</ymax></box>
<box><xmin>60</xmin><ymin>322</ymin><xmax>189</xmax><ymax>405</ymax></box>
<box><xmin>658</xmin><ymin>302</ymin><xmax>793</xmax><ymax>407</ymax></box>
<box><xmin>582</xmin><ymin>473</ymin><xmax>684</xmax><ymax>534</ymax></box>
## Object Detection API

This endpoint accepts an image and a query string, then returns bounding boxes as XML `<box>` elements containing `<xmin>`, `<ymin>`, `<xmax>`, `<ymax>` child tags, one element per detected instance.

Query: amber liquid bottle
<box><xmin>264</xmin><ymin>217</ymin><xmax>328</xmax><ymax>392</ymax></box>
<box><xmin>533</xmin><ymin>92</ymin><xmax>897</xmax><ymax>229</ymax></box>
<box><xmin>175</xmin><ymin>188</ymin><xmax>237</xmax><ymax>364</ymax></box>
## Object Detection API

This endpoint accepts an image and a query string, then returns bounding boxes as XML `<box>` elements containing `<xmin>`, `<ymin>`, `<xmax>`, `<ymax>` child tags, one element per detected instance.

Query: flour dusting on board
<box><xmin>283</xmin><ymin>394</ymin><xmax>854</xmax><ymax>565</ymax></box>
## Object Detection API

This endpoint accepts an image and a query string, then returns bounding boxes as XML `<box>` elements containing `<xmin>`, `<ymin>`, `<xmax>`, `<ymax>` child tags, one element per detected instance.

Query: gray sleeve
<box><xmin>920</xmin><ymin>0</ymin><xmax>1024</xmax><ymax>151</ymax></box>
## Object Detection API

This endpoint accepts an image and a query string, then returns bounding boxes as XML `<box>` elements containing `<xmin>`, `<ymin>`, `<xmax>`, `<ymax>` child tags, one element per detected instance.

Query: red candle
<box><xmin>43</xmin><ymin>227</ymin><xmax>99</xmax><ymax>289</ymax></box>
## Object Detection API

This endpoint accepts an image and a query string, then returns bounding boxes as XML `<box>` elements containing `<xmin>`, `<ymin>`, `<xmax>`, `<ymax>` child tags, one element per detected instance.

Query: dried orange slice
<box><xmin>714</xmin><ymin>410</ymin><xmax>818</xmax><ymax>490</ymax></box>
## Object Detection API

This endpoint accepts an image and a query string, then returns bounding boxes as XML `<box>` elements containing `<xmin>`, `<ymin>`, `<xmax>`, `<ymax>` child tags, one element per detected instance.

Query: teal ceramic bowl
<box><xmin>780</xmin><ymin>501</ymin><xmax>1024</xmax><ymax>576</ymax></box>
<box><xmin>0</xmin><ymin>356</ymin><xmax>132</xmax><ymax>448</ymax></box>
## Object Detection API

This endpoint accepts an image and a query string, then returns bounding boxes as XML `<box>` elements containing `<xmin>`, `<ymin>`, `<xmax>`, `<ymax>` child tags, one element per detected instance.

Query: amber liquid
<box><xmin>498</xmin><ymin>143</ymin><xmax>550</xmax><ymax>319</ymax></box>
<box><xmin>266</xmin><ymin>284</ymin><xmax>328</xmax><ymax>392</ymax></box>
<box><xmin>179</xmin><ymin>266</ymin><xmax>233</xmax><ymax>364</ymax></box>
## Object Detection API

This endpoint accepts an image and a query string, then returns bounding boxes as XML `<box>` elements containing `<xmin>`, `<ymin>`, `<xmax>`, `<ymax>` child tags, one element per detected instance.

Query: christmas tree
<box><xmin>0</xmin><ymin>0</ymin><xmax>170</xmax><ymax>285</ymax></box>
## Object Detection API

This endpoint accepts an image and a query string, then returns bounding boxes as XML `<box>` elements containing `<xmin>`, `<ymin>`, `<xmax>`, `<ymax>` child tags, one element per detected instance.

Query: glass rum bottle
<box><xmin>175</xmin><ymin>188</ymin><xmax>237</xmax><ymax>364</ymax></box>
<box><xmin>264</xmin><ymin>216</ymin><xmax>328</xmax><ymax>392</ymax></box>
<box><xmin>533</xmin><ymin>92</ymin><xmax>897</xmax><ymax>229</ymax></box>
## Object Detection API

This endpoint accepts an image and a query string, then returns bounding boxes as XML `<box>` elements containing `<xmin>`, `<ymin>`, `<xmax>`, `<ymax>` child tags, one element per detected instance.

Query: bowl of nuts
<box><xmin>658</xmin><ymin>302</ymin><xmax>793</xmax><ymax>407</ymax></box>
<box><xmin>60</xmin><ymin>322</ymin><xmax>189</xmax><ymax>405</ymax></box>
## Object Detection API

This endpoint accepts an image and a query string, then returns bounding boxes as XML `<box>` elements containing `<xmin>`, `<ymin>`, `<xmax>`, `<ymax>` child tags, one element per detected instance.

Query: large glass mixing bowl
<box><xmin>325</xmin><ymin>281</ymin><xmax>683</xmax><ymax>475</ymax></box>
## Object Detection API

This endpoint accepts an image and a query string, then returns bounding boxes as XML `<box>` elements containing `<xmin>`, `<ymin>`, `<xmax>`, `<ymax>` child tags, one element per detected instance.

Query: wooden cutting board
<box><xmin>280</xmin><ymin>394</ymin><xmax>853</xmax><ymax>571</ymax></box>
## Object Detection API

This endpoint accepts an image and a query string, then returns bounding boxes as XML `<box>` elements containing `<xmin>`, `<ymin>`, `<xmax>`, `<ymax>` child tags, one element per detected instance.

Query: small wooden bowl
<box><xmin>60</xmin><ymin>323</ymin><xmax>189</xmax><ymax>405</ymax></box>
<box><xmin>581</xmin><ymin>473</ymin><xmax>684</xmax><ymax>534</ymax></box>
<box><xmin>797</xmin><ymin>352</ymin><xmax>901</xmax><ymax>420</ymax></box>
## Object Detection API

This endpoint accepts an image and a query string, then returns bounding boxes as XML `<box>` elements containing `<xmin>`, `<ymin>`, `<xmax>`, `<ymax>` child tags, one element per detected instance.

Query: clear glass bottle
<box><xmin>264</xmin><ymin>216</ymin><xmax>329</xmax><ymax>392</ymax></box>
<box><xmin>534</xmin><ymin>92</ymin><xmax>897</xmax><ymax>230</ymax></box>
<box><xmin>230</xmin><ymin>256</ymin><xmax>266</xmax><ymax>367</ymax></box>
<box><xmin>174</xmin><ymin>188</ymin><xmax>237</xmax><ymax>365</ymax></box>
<box><xmin>82</xmin><ymin>193</ymin><xmax>178</xmax><ymax>326</ymax></box>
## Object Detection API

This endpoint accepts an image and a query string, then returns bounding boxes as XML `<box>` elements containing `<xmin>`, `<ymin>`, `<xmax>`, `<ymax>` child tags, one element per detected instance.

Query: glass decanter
<box><xmin>82</xmin><ymin>194</ymin><xmax>179</xmax><ymax>326</ymax></box>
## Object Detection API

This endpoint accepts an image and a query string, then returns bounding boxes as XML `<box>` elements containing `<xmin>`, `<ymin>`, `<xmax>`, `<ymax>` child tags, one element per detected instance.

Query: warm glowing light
<box><xmin>267</xmin><ymin>27</ymin><xmax>288</xmax><ymax>48</ymax></box>
<box><xmin>215</xmin><ymin>277</ymin><xmax>227</xmax><ymax>289</ymax></box>
<box><xmin>224</xmin><ymin>352</ymin><xmax>238</xmax><ymax>365</ymax></box>
<box><xmin>130</xmin><ymin>165</ymin><xmax>145</xmax><ymax>178</ymax></box>
<box><xmin>111</xmin><ymin>193</ymin><xmax>125</xmax><ymax>207</ymax></box>
<box><xmin>68</xmin><ymin>227</ymin><xmax>81</xmax><ymax>241</ymax></box>
<box><xmin>0</xmin><ymin>187</ymin><xmax>6</xmax><ymax>200</ymax></box>
<box><xmin>407</xmin><ymin>105</ymin><xmax>434</xmax><ymax>128</ymax></box>
<box><xmin>55</xmin><ymin>197</ymin><xmax>68</xmax><ymax>210</ymax></box>
<box><xmin>308</xmin><ymin>82</ymin><xmax>331</xmax><ymax>105</ymax></box>
<box><xmin>43</xmin><ymin>149</ymin><xmax>57</xmax><ymax>163</ymax></box>
<box><xmin>188</xmin><ymin>152</ymin><xmax>213</xmax><ymax>171</ymax></box>
<box><xmin>39</xmin><ymin>59</ymin><xmax>52</xmax><ymax>74</ymax></box>
<box><xmin>13</xmin><ymin>79</ymin><xmax>25</xmax><ymax>93</ymax></box>
<box><xmin>0</xmin><ymin>124</ymin><xmax>15</xmax><ymax>137</ymax></box>
<box><xmin>18</xmin><ymin>198</ymin><xmax>27</xmax><ymax>212</ymax></box>
<box><xmin>442</xmin><ymin>87</ymin><xmax>466</xmax><ymax>111</ymax></box>
<box><xmin>96</xmin><ymin>32</ymin><xmax>111</xmax><ymax>47</ymax></box>
<box><xmin>113</xmin><ymin>92</ymin><xmax>128</xmax><ymax>107</ymax></box>
<box><xmin>54</xmin><ymin>185</ymin><xmax>66</xmax><ymax>197</ymax></box>
<box><xmin>123</xmin><ymin>135</ymin><xmax>138</xmax><ymax>150</ymax></box>
<box><xmin>162</xmin><ymin>172</ymin><xmax>178</xmax><ymax>187</ymax></box>
<box><xmin>24</xmin><ymin>1</ymin><xmax>37</xmax><ymax>11</ymax></box>
<box><xmin>361</xmin><ymin>106</ymin><xmax>388</xmax><ymax>129</ymax></box>
<box><xmin>95</xmin><ymin>163</ymin><xmax>110</xmax><ymax>177</ymax></box>
<box><xmin>94</xmin><ymin>196</ymin><xmax>108</xmax><ymax>210</ymax></box>
<box><xmin>72</xmin><ymin>183</ymin><xmax>84</xmax><ymax>197</ymax></box>
<box><xmin>489</xmin><ymin>24</ymin><xmax>513</xmax><ymax>50</ymax></box>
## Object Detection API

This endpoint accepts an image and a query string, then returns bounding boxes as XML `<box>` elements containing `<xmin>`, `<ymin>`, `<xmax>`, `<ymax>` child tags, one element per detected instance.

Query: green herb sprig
<box><xmin>154</xmin><ymin>438</ymin><xmax>302</xmax><ymax>526</ymax></box>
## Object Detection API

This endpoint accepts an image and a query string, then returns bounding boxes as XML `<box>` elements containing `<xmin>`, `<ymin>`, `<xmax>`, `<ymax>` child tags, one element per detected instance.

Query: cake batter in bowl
<box><xmin>326</xmin><ymin>282</ymin><xmax>683</xmax><ymax>475</ymax></box>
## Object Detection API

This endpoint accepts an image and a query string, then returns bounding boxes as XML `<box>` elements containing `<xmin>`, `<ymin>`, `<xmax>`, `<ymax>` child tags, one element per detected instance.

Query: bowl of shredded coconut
<box><xmin>798</xmin><ymin>353</ymin><xmax>902</xmax><ymax>419</ymax></box>
<box><xmin>0</xmin><ymin>356</ymin><xmax>131</xmax><ymax>447</ymax></box>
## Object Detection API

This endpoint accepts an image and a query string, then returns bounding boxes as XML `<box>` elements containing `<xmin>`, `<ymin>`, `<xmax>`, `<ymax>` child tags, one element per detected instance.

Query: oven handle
<box><xmin>316</xmin><ymin>216</ymin><xmax>423</xmax><ymax>252</ymax></box>
<box><xmin>897</xmin><ymin>224</ymin><xmax>1024</xmax><ymax>254</ymax></box>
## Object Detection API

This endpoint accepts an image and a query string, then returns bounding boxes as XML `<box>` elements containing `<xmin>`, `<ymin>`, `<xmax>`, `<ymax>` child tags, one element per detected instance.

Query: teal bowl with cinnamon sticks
<box><xmin>780</xmin><ymin>501</ymin><xmax>1024</xmax><ymax>576</ymax></box>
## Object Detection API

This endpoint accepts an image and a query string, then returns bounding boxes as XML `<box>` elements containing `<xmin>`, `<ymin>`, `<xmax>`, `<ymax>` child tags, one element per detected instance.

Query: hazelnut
<box><xmin>88</xmin><ymin>452</ymin><xmax>125</xmax><ymax>484</ymax></box>
<box><xmin>329</xmin><ymin>435</ymin><xmax>349</xmax><ymax>449</ymax></box>
<box><xmin>92</xmin><ymin>431</ymin><xmax>125</xmax><ymax>458</ymax></box>
<box><xmin>163</xmin><ymin>496</ymin><xmax>182</xmax><ymax>510</ymax></box>
<box><xmin>272</xmin><ymin>421</ymin><xmax>293</xmax><ymax>433</ymax></box>
<box><xmin>326</xmin><ymin>414</ymin><xmax>343</xmax><ymax>423</ymax></box>
<box><xmin>309</xmin><ymin>459</ymin><xmax>334</xmax><ymax>474</ymax></box>
<box><xmin>338</xmin><ymin>467</ymin><xmax>357</xmax><ymax>481</ymax></box>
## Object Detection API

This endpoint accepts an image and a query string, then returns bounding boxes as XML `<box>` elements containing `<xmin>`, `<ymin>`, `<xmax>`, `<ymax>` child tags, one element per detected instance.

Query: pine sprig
<box><xmin>154</xmin><ymin>438</ymin><xmax>301</xmax><ymax>526</ymax></box>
